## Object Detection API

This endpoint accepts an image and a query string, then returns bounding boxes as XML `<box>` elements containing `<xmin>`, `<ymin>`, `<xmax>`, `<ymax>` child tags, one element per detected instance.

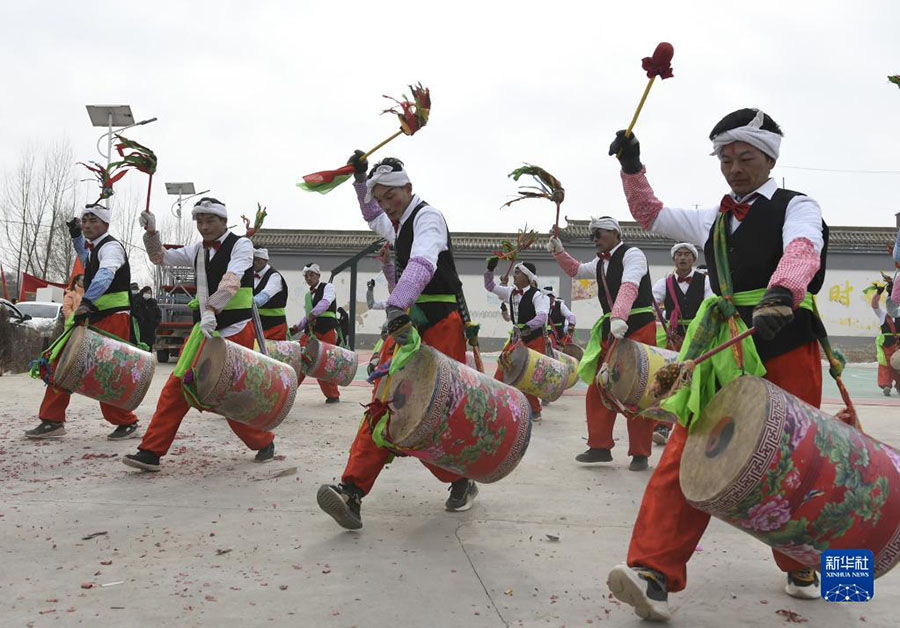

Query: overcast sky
<box><xmin>2</xmin><ymin>0</ymin><xmax>899</xmax><ymax>238</ymax></box>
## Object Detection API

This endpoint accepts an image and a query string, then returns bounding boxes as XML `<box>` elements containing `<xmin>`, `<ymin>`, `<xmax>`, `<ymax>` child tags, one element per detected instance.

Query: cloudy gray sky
<box><xmin>2</xmin><ymin>0</ymin><xmax>899</xmax><ymax>236</ymax></box>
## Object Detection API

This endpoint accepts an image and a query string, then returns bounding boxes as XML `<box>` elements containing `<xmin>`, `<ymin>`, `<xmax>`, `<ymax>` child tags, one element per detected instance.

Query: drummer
<box><xmin>484</xmin><ymin>260</ymin><xmax>550</xmax><ymax>420</ymax></box>
<box><xmin>252</xmin><ymin>248</ymin><xmax>289</xmax><ymax>341</ymax></box>
<box><xmin>123</xmin><ymin>198</ymin><xmax>276</xmax><ymax>472</ymax></box>
<box><xmin>652</xmin><ymin>243</ymin><xmax>713</xmax><ymax>350</ymax></box>
<box><xmin>315</xmin><ymin>154</ymin><xmax>477</xmax><ymax>531</ymax></box>
<box><xmin>870</xmin><ymin>282</ymin><xmax>900</xmax><ymax>396</ymax></box>
<box><xmin>547</xmin><ymin>216</ymin><xmax>656</xmax><ymax>471</ymax></box>
<box><xmin>544</xmin><ymin>286</ymin><xmax>576</xmax><ymax>348</ymax></box>
<box><xmin>605</xmin><ymin>108</ymin><xmax>833</xmax><ymax>618</ymax></box>
<box><xmin>290</xmin><ymin>263</ymin><xmax>341</xmax><ymax>403</ymax></box>
<box><xmin>26</xmin><ymin>203</ymin><xmax>141</xmax><ymax>441</ymax></box>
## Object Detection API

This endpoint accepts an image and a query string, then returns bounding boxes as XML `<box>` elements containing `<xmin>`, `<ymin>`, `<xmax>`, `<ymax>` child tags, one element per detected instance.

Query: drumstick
<box><xmin>690</xmin><ymin>327</ymin><xmax>756</xmax><ymax>366</ymax></box>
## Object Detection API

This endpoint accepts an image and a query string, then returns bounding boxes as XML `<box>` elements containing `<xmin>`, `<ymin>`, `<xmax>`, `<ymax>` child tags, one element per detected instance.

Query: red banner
<box><xmin>18</xmin><ymin>272</ymin><xmax>67</xmax><ymax>302</ymax></box>
<box><xmin>0</xmin><ymin>263</ymin><xmax>8</xmax><ymax>300</ymax></box>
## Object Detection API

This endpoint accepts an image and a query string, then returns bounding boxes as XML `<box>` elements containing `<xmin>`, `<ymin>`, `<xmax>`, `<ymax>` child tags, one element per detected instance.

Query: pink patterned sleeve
<box><xmin>354</xmin><ymin>180</ymin><xmax>384</xmax><ymax>222</ymax></box>
<box><xmin>611</xmin><ymin>282</ymin><xmax>639</xmax><ymax>320</ymax></box>
<box><xmin>892</xmin><ymin>279</ymin><xmax>900</xmax><ymax>306</ymax></box>
<box><xmin>621</xmin><ymin>169</ymin><xmax>663</xmax><ymax>231</ymax></box>
<box><xmin>383</xmin><ymin>261</ymin><xmax>396</xmax><ymax>291</ymax></box>
<box><xmin>553</xmin><ymin>250</ymin><xmax>581</xmax><ymax>278</ymax></box>
<box><xmin>386</xmin><ymin>256</ymin><xmax>435</xmax><ymax>310</ymax></box>
<box><xmin>483</xmin><ymin>271</ymin><xmax>496</xmax><ymax>292</ymax></box>
<box><xmin>768</xmin><ymin>237</ymin><xmax>821</xmax><ymax>308</ymax></box>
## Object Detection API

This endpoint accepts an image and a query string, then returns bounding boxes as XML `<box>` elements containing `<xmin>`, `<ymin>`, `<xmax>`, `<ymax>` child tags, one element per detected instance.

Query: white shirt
<box><xmin>253</xmin><ymin>264</ymin><xmax>284</xmax><ymax>303</ymax></box>
<box><xmin>652</xmin><ymin>269</ymin><xmax>715</xmax><ymax>304</ymax></box>
<box><xmin>650</xmin><ymin>178</ymin><xmax>825</xmax><ymax>254</ymax></box>
<box><xmin>367</xmin><ymin>195</ymin><xmax>448</xmax><ymax>269</ymax></box>
<box><xmin>487</xmin><ymin>283</ymin><xmax>550</xmax><ymax>325</ymax></box>
<box><xmin>88</xmin><ymin>233</ymin><xmax>126</xmax><ymax>273</ymax></box>
<box><xmin>569</xmin><ymin>242</ymin><xmax>649</xmax><ymax>288</ymax></box>
<box><xmin>161</xmin><ymin>230</ymin><xmax>253</xmax><ymax>338</ymax></box>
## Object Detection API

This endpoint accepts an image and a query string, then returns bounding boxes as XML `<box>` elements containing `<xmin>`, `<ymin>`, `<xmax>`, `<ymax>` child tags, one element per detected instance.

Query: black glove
<box><xmin>66</xmin><ymin>217</ymin><xmax>81</xmax><ymax>238</ymax></box>
<box><xmin>876</xmin><ymin>284</ymin><xmax>886</xmax><ymax>295</ymax></box>
<box><xmin>347</xmin><ymin>150</ymin><xmax>368</xmax><ymax>179</ymax></box>
<box><xmin>608</xmin><ymin>130</ymin><xmax>643</xmax><ymax>174</ymax></box>
<box><xmin>367</xmin><ymin>278</ymin><xmax>376</xmax><ymax>290</ymax></box>
<box><xmin>486</xmin><ymin>256</ymin><xmax>499</xmax><ymax>272</ymax></box>
<box><xmin>386</xmin><ymin>306</ymin><xmax>413</xmax><ymax>346</ymax></box>
<box><xmin>752</xmin><ymin>286</ymin><xmax>794</xmax><ymax>341</ymax></box>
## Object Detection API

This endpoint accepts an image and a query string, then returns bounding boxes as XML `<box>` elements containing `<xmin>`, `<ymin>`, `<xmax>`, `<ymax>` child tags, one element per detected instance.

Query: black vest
<box><xmin>882</xmin><ymin>317</ymin><xmax>900</xmax><ymax>348</ymax></box>
<box><xmin>596</xmin><ymin>244</ymin><xmax>655</xmax><ymax>337</ymax></box>
<box><xmin>663</xmin><ymin>272</ymin><xmax>707</xmax><ymax>337</ymax></box>
<box><xmin>510</xmin><ymin>286</ymin><xmax>542</xmax><ymax>342</ymax></box>
<box><xmin>394</xmin><ymin>200</ymin><xmax>463</xmax><ymax>329</ymax></box>
<box><xmin>192</xmin><ymin>232</ymin><xmax>254</xmax><ymax>330</ymax></box>
<box><xmin>308</xmin><ymin>282</ymin><xmax>339</xmax><ymax>334</ymax></box>
<box><xmin>84</xmin><ymin>234</ymin><xmax>131</xmax><ymax>315</ymax></box>
<box><xmin>549</xmin><ymin>300</ymin><xmax>566</xmax><ymax>333</ymax></box>
<box><xmin>253</xmin><ymin>267</ymin><xmax>288</xmax><ymax>330</ymax></box>
<box><xmin>703</xmin><ymin>188</ymin><xmax>828</xmax><ymax>362</ymax></box>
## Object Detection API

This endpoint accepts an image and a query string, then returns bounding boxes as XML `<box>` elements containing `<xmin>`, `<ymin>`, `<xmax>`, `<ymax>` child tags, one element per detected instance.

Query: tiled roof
<box><xmin>252</xmin><ymin>220</ymin><xmax>895</xmax><ymax>254</ymax></box>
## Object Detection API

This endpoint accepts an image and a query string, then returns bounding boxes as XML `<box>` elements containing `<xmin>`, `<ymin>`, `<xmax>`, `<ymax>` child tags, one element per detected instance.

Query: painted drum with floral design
<box><xmin>597</xmin><ymin>338</ymin><xmax>678</xmax><ymax>423</ymax></box>
<box><xmin>193</xmin><ymin>337</ymin><xmax>297</xmax><ymax>432</ymax></box>
<box><xmin>378</xmin><ymin>345</ymin><xmax>532</xmax><ymax>483</ymax></box>
<box><xmin>302</xmin><ymin>337</ymin><xmax>358</xmax><ymax>387</ymax></box>
<box><xmin>54</xmin><ymin>326</ymin><xmax>156</xmax><ymax>411</ymax></box>
<box><xmin>499</xmin><ymin>342</ymin><xmax>569</xmax><ymax>402</ymax></box>
<box><xmin>264</xmin><ymin>339</ymin><xmax>305</xmax><ymax>380</ymax></box>
<box><xmin>551</xmin><ymin>348</ymin><xmax>579</xmax><ymax>389</ymax></box>
<box><xmin>681</xmin><ymin>376</ymin><xmax>900</xmax><ymax>577</ymax></box>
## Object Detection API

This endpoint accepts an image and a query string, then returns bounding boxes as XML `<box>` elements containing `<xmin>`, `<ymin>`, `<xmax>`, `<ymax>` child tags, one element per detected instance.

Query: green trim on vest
<box><xmin>415</xmin><ymin>293</ymin><xmax>456</xmax><ymax>304</ymax></box>
<box><xmin>257</xmin><ymin>307</ymin><xmax>286</xmax><ymax>317</ymax></box>
<box><xmin>93</xmin><ymin>291</ymin><xmax>130</xmax><ymax>311</ymax></box>
<box><xmin>223</xmin><ymin>287</ymin><xmax>252</xmax><ymax>310</ymax></box>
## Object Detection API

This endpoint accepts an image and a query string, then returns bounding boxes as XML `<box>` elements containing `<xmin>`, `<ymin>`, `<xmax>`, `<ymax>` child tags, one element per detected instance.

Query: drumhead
<box><xmin>384</xmin><ymin>346</ymin><xmax>440</xmax><ymax>443</ymax></box>
<box><xmin>55</xmin><ymin>325</ymin><xmax>86</xmax><ymax>384</ymax></box>
<box><xmin>305</xmin><ymin>336</ymin><xmax>321</xmax><ymax>365</ymax></box>
<box><xmin>680</xmin><ymin>376</ymin><xmax>770</xmax><ymax>505</ymax></box>
<box><xmin>501</xmin><ymin>343</ymin><xmax>531</xmax><ymax>385</ymax></box>
<box><xmin>891</xmin><ymin>349</ymin><xmax>900</xmax><ymax>372</ymax></box>
<box><xmin>561</xmin><ymin>343</ymin><xmax>584</xmax><ymax>361</ymax></box>
<box><xmin>194</xmin><ymin>336</ymin><xmax>227</xmax><ymax>403</ymax></box>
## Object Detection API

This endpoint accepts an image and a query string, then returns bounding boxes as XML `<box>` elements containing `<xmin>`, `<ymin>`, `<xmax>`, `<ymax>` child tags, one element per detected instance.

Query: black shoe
<box><xmin>607</xmin><ymin>564</ymin><xmax>671</xmax><ymax>622</ymax></box>
<box><xmin>629</xmin><ymin>455</ymin><xmax>649</xmax><ymax>471</ymax></box>
<box><xmin>445</xmin><ymin>479</ymin><xmax>478</xmax><ymax>511</ymax></box>
<box><xmin>317</xmin><ymin>483</ymin><xmax>363</xmax><ymax>530</ymax></box>
<box><xmin>883</xmin><ymin>387</ymin><xmax>892</xmax><ymax>397</ymax></box>
<box><xmin>785</xmin><ymin>568</ymin><xmax>820</xmax><ymax>599</ymax></box>
<box><xmin>122</xmin><ymin>449</ymin><xmax>160</xmax><ymax>472</ymax></box>
<box><xmin>107</xmin><ymin>422</ymin><xmax>140</xmax><ymax>441</ymax></box>
<box><xmin>532</xmin><ymin>411</ymin><xmax>542</xmax><ymax>422</ymax></box>
<box><xmin>575</xmin><ymin>448</ymin><xmax>612</xmax><ymax>463</ymax></box>
<box><xmin>254</xmin><ymin>441</ymin><xmax>275</xmax><ymax>463</ymax></box>
<box><xmin>25</xmin><ymin>420</ymin><xmax>66</xmax><ymax>439</ymax></box>
<box><xmin>325</xmin><ymin>397</ymin><xmax>340</xmax><ymax>404</ymax></box>
<box><xmin>652</xmin><ymin>424</ymin><xmax>670</xmax><ymax>445</ymax></box>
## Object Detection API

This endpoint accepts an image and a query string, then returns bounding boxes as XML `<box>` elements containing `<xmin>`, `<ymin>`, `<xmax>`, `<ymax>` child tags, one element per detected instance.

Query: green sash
<box><xmin>576</xmin><ymin>306</ymin><xmax>655</xmax><ymax>384</ymax></box>
<box><xmin>93</xmin><ymin>291</ymin><xmax>130</xmax><ymax>311</ymax></box>
<box><xmin>876</xmin><ymin>333</ymin><xmax>900</xmax><ymax>366</ymax></box>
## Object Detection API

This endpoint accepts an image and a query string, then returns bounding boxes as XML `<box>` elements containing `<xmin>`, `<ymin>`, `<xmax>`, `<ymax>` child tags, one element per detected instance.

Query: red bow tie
<box><xmin>310</xmin><ymin>286</ymin><xmax>317</xmax><ymax>292</ymax></box>
<box><xmin>202</xmin><ymin>240</ymin><xmax>222</xmax><ymax>250</ymax></box>
<box><xmin>677</xmin><ymin>275</ymin><xmax>692</xmax><ymax>284</ymax></box>
<box><xmin>719</xmin><ymin>194</ymin><xmax>757</xmax><ymax>221</ymax></box>
<box><xmin>85</xmin><ymin>242</ymin><xmax>94</xmax><ymax>251</ymax></box>
<box><xmin>512</xmin><ymin>288</ymin><xmax>524</xmax><ymax>296</ymax></box>
<box><xmin>598</xmin><ymin>252</ymin><xmax>611</xmax><ymax>261</ymax></box>
<box><xmin>254</xmin><ymin>273</ymin><xmax>261</xmax><ymax>278</ymax></box>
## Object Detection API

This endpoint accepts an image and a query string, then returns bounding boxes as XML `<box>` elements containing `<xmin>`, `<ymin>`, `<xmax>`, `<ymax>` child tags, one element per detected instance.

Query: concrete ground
<box><xmin>1</xmin><ymin>359</ymin><xmax>899</xmax><ymax>628</ymax></box>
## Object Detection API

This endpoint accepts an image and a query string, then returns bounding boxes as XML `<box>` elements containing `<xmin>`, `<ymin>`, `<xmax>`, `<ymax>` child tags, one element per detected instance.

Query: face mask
<box><xmin>142</xmin><ymin>293</ymin><xmax>151</xmax><ymax>300</ymax></box>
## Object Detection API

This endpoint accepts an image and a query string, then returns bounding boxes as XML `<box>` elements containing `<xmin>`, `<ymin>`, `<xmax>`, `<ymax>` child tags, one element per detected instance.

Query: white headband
<box><xmin>303</xmin><ymin>263</ymin><xmax>321</xmax><ymax>275</ymax></box>
<box><xmin>514</xmin><ymin>262</ymin><xmax>538</xmax><ymax>285</ymax></box>
<box><xmin>192</xmin><ymin>199</ymin><xmax>227</xmax><ymax>219</ymax></box>
<box><xmin>365</xmin><ymin>164</ymin><xmax>411</xmax><ymax>202</ymax></box>
<box><xmin>589</xmin><ymin>216</ymin><xmax>620</xmax><ymax>233</ymax></box>
<box><xmin>542</xmin><ymin>286</ymin><xmax>554</xmax><ymax>296</ymax></box>
<box><xmin>710</xmin><ymin>110</ymin><xmax>782</xmax><ymax>161</ymax></box>
<box><xmin>80</xmin><ymin>204</ymin><xmax>111</xmax><ymax>224</ymax></box>
<box><xmin>670</xmin><ymin>242</ymin><xmax>698</xmax><ymax>259</ymax></box>
<box><xmin>253</xmin><ymin>248</ymin><xmax>269</xmax><ymax>260</ymax></box>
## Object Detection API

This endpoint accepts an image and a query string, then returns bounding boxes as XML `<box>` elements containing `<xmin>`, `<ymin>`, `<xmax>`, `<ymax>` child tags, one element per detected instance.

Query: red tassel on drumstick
<box><xmin>616</xmin><ymin>42</ymin><xmax>674</xmax><ymax>155</ymax></box>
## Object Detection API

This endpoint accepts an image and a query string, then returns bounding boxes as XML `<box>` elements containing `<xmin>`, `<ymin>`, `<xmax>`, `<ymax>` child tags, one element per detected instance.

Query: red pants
<box><xmin>263</xmin><ymin>322</ymin><xmax>287</xmax><ymax>341</ymax></box>
<box><xmin>494</xmin><ymin>334</ymin><xmax>546</xmax><ymax>414</ymax></box>
<box><xmin>39</xmin><ymin>312</ymin><xmax>138</xmax><ymax>426</ymax></box>
<box><xmin>878</xmin><ymin>343</ymin><xmax>900</xmax><ymax>390</ymax></box>
<box><xmin>626</xmin><ymin>341</ymin><xmax>834</xmax><ymax>592</ymax></box>
<box><xmin>586</xmin><ymin>321</ymin><xmax>656</xmax><ymax>457</ymax></box>
<box><xmin>297</xmin><ymin>327</ymin><xmax>341</xmax><ymax>400</ymax></box>
<box><xmin>138</xmin><ymin>322</ymin><xmax>275</xmax><ymax>457</ymax></box>
<box><xmin>342</xmin><ymin>310</ymin><xmax>468</xmax><ymax>495</ymax></box>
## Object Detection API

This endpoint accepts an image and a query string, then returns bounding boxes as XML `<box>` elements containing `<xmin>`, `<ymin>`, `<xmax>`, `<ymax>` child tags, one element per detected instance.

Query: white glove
<box><xmin>139</xmin><ymin>211</ymin><xmax>156</xmax><ymax>232</ymax></box>
<box><xmin>546</xmin><ymin>236</ymin><xmax>564</xmax><ymax>254</ymax></box>
<box><xmin>199</xmin><ymin>309</ymin><xmax>217</xmax><ymax>338</ymax></box>
<box><xmin>610</xmin><ymin>317</ymin><xmax>628</xmax><ymax>339</ymax></box>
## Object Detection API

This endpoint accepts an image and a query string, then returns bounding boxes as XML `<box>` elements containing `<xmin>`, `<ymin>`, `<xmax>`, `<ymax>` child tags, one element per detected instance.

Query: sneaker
<box><xmin>607</xmin><ymin>564</ymin><xmax>671</xmax><ymax>622</ymax></box>
<box><xmin>25</xmin><ymin>420</ymin><xmax>66</xmax><ymax>439</ymax></box>
<box><xmin>541</xmin><ymin>399</ymin><xmax>552</xmax><ymax>406</ymax></box>
<box><xmin>445</xmin><ymin>479</ymin><xmax>479</xmax><ymax>511</ymax></box>
<box><xmin>532</xmin><ymin>411</ymin><xmax>542</xmax><ymax>422</ymax></box>
<box><xmin>785</xmin><ymin>568</ymin><xmax>820</xmax><ymax>599</ymax></box>
<box><xmin>629</xmin><ymin>455</ymin><xmax>649</xmax><ymax>471</ymax></box>
<box><xmin>107</xmin><ymin>422</ymin><xmax>139</xmax><ymax>440</ymax></box>
<box><xmin>122</xmin><ymin>449</ymin><xmax>161</xmax><ymax>472</ymax></box>
<box><xmin>325</xmin><ymin>397</ymin><xmax>340</xmax><ymax>404</ymax></box>
<box><xmin>575</xmin><ymin>448</ymin><xmax>612</xmax><ymax>463</ymax></box>
<box><xmin>652</xmin><ymin>425</ymin><xmax>670</xmax><ymax>445</ymax></box>
<box><xmin>317</xmin><ymin>483</ymin><xmax>363</xmax><ymax>530</ymax></box>
<box><xmin>883</xmin><ymin>387</ymin><xmax>892</xmax><ymax>397</ymax></box>
<box><xmin>254</xmin><ymin>441</ymin><xmax>275</xmax><ymax>463</ymax></box>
